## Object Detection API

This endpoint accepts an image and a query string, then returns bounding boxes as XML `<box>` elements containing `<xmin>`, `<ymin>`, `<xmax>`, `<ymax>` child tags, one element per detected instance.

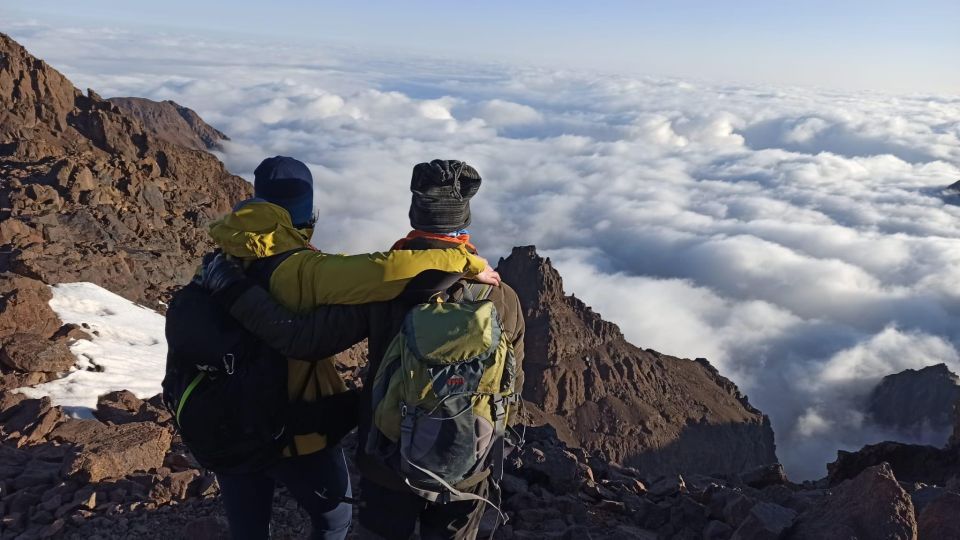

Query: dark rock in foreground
<box><xmin>788</xmin><ymin>463</ymin><xmax>917</xmax><ymax>540</ymax></box>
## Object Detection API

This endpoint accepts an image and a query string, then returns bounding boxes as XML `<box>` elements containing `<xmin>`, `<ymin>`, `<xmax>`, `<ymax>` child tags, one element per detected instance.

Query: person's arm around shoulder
<box><xmin>201</xmin><ymin>253</ymin><xmax>369</xmax><ymax>359</ymax></box>
<box><xmin>275</xmin><ymin>245</ymin><xmax>497</xmax><ymax>305</ymax></box>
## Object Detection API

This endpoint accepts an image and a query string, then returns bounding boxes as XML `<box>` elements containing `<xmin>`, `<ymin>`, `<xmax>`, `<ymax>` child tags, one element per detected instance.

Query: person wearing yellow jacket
<box><xmin>206</xmin><ymin>156</ymin><xmax>499</xmax><ymax>540</ymax></box>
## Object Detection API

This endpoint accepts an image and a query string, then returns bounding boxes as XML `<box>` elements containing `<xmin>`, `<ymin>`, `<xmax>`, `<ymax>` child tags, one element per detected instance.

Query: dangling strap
<box><xmin>402</xmin><ymin>458</ymin><xmax>508</xmax><ymax>524</ymax></box>
<box><xmin>175</xmin><ymin>373</ymin><xmax>206</xmax><ymax>426</ymax></box>
<box><xmin>490</xmin><ymin>395</ymin><xmax>509</xmax><ymax>482</ymax></box>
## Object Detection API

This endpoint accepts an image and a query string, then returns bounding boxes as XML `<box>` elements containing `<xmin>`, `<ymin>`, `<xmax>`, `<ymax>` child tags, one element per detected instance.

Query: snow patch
<box><xmin>16</xmin><ymin>282</ymin><xmax>167</xmax><ymax>414</ymax></box>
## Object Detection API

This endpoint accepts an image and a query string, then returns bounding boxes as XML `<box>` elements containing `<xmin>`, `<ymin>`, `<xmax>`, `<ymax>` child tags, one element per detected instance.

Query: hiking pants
<box><xmin>217</xmin><ymin>446</ymin><xmax>352</xmax><ymax>540</ymax></box>
<box><xmin>356</xmin><ymin>477</ymin><xmax>488</xmax><ymax>540</ymax></box>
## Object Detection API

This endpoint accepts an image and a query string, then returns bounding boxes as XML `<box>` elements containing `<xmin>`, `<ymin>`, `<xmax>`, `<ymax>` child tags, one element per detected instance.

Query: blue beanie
<box><xmin>253</xmin><ymin>156</ymin><xmax>314</xmax><ymax>227</ymax></box>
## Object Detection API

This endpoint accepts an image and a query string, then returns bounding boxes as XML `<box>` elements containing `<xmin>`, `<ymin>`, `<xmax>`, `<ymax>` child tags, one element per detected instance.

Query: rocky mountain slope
<box><xmin>497</xmin><ymin>247</ymin><xmax>777</xmax><ymax>476</ymax></box>
<box><xmin>108</xmin><ymin>97</ymin><xmax>229</xmax><ymax>152</ymax></box>
<box><xmin>0</xmin><ymin>32</ymin><xmax>251</xmax><ymax>308</ymax></box>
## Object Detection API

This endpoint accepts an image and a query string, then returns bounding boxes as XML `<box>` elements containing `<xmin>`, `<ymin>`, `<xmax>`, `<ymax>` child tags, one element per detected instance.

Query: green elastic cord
<box><xmin>176</xmin><ymin>373</ymin><xmax>206</xmax><ymax>426</ymax></box>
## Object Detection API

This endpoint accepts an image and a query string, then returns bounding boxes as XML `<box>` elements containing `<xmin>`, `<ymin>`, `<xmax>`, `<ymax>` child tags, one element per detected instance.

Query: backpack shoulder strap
<box><xmin>459</xmin><ymin>282</ymin><xmax>494</xmax><ymax>302</ymax></box>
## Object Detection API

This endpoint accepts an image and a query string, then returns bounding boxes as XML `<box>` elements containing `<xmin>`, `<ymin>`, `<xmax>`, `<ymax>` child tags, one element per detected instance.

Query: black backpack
<box><xmin>161</xmin><ymin>257</ymin><xmax>290</xmax><ymax>474</ymax></box>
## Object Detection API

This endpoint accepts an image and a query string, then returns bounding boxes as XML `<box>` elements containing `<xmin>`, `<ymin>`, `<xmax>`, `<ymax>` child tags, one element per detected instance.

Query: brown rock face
<box><xmin>94</xmin><ymin>389</ymin><xmax>172</xmax><ymax>425</ymax></box>
<box><xmin>109</xmin><ymin>97</ymin><xmax>229</xmax><ymax>151</ymax></box>
<box><xmin>869</xmin><ymin>364</ymin><xmax>960</xmax><ymax>438</ymax></box>
<box><xmin>497</xmin><ymin>246</ymin><xmax>778</xmax><ymax>477</ymax></box>
<box><xmin>49</xmin><ymin>419</ymin><xmax>172</xmax><ymax>482</ymax></box>
<box><xmin>789</xmin><ymin>463</ymin><xmax>917</xmax><ymax>540</ymax></box>
<box><xmin>0</xmin><ymin>273</ymin><xmax>61</xmax><ymax>340</ymax></box>
<box><xmin>0</xmin><ymin>33</ymin><xmax>252</xmax><ymax>308</ymax></box>
<box><xmin>918</xmin><ymin>492</ymin><xmax>960</xmax><ymax>540</ymax></box>
<box><xmin>0</xmin><ymin>333</ymin><xmax>75</xmax><ymax>372</ymax></box>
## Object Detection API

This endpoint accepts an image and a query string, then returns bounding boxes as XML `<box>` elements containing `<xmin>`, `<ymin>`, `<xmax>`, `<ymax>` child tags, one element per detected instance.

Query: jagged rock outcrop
<box><xmin>109</xmin><ymin>97</ymin><xmax>229</xmax><ymax>151</ymax></box>
<box><xmin>788</xmin><ymin>463</ymin><xmax>918</xmax><ymax>540</ymax></box>
<box><xmin>497</xmin><ymin>246</ymin><xmax>778</xmax><ymax>476</ymax></box>
<box><xmin>0</xmin><ymin>32</ymin><xmax>252</xmax><ymax>310</ymax></box>
<box><xmin>868</xmin><ymin>363</ymin><xmax>960</xmax><ymax>439</ymax></box>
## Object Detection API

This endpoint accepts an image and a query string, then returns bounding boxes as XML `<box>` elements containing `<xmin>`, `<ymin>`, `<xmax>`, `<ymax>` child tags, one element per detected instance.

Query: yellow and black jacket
<box><xmin>207</xmin><ymin>201</ymin><xmax>487</xmax><ymax>456</ymax></box>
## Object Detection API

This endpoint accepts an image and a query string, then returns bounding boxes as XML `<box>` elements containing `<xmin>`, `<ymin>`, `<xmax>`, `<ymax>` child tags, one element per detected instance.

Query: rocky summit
<box><xmin>1</xmin><ymin>32</ymin><xmax>959</xmax><ymax>540</ymax></box>
<box><xmin>497</xmin><ymin>246</ymin><xmax>777</xmax><ymax>476</ymax></box>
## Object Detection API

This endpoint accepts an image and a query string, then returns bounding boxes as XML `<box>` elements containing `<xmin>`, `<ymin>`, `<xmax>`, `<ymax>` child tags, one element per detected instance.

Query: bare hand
<box><xmin>474</xmin><ymin>264</ymin><xmax>501</xmax><ymax>287</ymax></box>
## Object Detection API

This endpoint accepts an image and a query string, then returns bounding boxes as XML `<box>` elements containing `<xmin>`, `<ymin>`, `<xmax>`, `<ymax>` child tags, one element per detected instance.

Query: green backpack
<box><xmin>366</xmin><ymin>284</ymin><xmax>519</xmax><ymax>508</ymax></box>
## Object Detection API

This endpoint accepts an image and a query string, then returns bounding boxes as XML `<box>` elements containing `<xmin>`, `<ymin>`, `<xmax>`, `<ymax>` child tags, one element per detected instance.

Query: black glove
<box><xmin>200</xmin><ymin>252</ymin><xmax>247</xmax><ymax>295</ymax></box>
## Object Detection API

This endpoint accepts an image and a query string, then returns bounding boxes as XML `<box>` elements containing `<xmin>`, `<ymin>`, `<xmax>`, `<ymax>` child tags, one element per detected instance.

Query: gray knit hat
<box><xmin>409</xmin><ymin>160</ymin><xmax>482</xmax><ymax>233</ymax></box>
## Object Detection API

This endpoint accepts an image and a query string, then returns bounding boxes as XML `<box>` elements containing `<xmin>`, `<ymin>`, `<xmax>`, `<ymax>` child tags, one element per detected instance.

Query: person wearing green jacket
<box><xmin>204</xmin><ymin>156</ymin><xmax>500</xmax><ymax>540</ymax></box>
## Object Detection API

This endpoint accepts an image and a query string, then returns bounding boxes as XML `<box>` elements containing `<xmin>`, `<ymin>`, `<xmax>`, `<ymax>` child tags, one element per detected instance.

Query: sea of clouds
<box><xmin>9</xmin><ymin>21</ymin><xmax>960</xmax><ymax>479</ymax></box>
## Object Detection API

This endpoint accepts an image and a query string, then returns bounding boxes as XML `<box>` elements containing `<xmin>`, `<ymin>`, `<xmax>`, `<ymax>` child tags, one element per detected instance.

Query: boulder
<box><xmin>0</xmin><ymin>333</ymin><xmax>76</xmax><ymax>373</ymax></box>
<box><xmin>0</xmin><ymin>391</ymin><xmax>29</xmax><ymax>420</ymax></box>
<box><xmin>788</xmin><ymin>463</ymin><xmax>917</xmax><ymax>540</ymax></box>
<box><xmin>648</xmin><ymin>475</ymin><xmax>687</xmax><ymax>498</ymax></box>
<box><xmin>1</xmin><ymin>397</ymin><xmax>53</xmax><ymax>436</ymax></box>
<box><xmin>917</xmin><ymin>492</ymin><xmax>960</xmax><ymax>540</ymax></box>
<box><xmin>740</xmin><ymin>463</ymin><xmax>788</xmax><ymax>489</ymax></box>
<box><xmin>49</xmin><ymin>419</ymin><xmax>172</xmax><ymax>482</ymax></box>
<box><xmin>0</xmin><ymin>274</ymin><xmax>62</xmax><ymax>340</ymax></box>
<box><xmin>93</xmin><ymin>390</ymin><xmax>171</xmax><ymax>425</ymax></box>
<box><xmin>732</xmin><ymin>502</ymin><xmax>796</xmax><ymax>540</ymax></box>
<box><xmin>518</xmin><ymin>443</ymin><xmax>586</xmax><ymax>494</ymax></box>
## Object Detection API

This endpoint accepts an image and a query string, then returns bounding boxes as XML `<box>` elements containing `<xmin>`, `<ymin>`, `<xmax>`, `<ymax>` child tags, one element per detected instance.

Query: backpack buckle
<box><xmin>223</xmin><ymin>353</ymin><xmax>235</xmax><ymax>375</ymax></box>
<box><xmin>400</xmin><ymin>403</ymin><xmax>408</xmax><ymax>418</ymax></box>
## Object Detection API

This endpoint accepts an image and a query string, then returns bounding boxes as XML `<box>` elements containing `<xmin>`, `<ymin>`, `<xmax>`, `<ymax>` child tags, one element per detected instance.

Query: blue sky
<box><xmin>3</xmin><ymin>0</ymin><xmax>957</xmax><ymax>93</ymax></box>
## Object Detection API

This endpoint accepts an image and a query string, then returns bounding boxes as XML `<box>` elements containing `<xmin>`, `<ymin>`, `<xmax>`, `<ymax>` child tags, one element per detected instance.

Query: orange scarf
<box><xmin>391</xmin><ymin>230</ymin><xmax>477</xmax><ymax>253</ymax></box>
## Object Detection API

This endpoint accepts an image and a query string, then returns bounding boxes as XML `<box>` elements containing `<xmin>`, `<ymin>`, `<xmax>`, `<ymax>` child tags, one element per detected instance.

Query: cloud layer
<box><xmin>10</xmin><ymin>21</ymin><xmax>960</xmax><ymax>479</ymax></box>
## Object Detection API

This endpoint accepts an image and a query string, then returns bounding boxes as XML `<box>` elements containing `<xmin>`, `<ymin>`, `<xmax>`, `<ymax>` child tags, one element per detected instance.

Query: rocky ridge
<box><xmin>108</xmin><ymin>97</ymin><xmax>229</xmax><ymax>152</ymax></box>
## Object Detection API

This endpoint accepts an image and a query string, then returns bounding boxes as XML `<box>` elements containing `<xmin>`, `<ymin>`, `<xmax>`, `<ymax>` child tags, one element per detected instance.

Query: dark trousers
<box><xmin>357</xmin><ymin>478</ymin><xmax>488</xmax><ymax>540</ymax></box>
<box><xmin>217</xmin><ymin>447</ymin><xmax>352</xmax><ymax>540</ymax></box>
